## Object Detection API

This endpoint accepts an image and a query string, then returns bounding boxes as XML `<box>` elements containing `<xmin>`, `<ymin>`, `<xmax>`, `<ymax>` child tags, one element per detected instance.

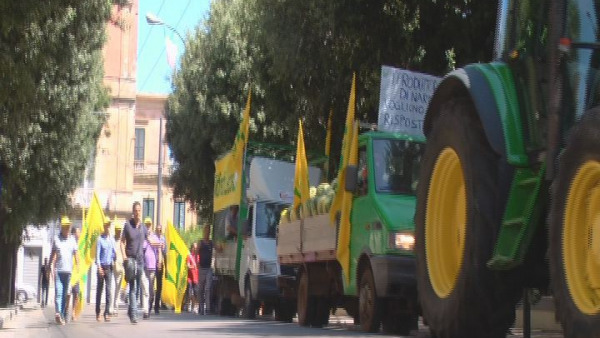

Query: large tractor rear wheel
<box><xmin>415</xmin><ymin>99</ymin><xmax>522</xmax><ymax>338</ymax></box>
<box><xmin>550</xmin><ymin>108</ymin><xmax>600</xmax><ymax>337</ymax></box>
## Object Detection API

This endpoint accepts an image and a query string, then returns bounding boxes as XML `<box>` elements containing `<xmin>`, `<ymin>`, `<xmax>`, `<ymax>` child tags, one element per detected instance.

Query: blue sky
<box><xmin>137</xmin><ymin>0</ymin><xmax>211</xmax><ymax>94</ymax></box>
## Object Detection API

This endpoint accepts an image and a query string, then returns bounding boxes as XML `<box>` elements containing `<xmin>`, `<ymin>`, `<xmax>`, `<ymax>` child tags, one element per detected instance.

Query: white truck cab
<box><xmin>213</xmin><ymin>156</ymin><xmax>320</xmax><ymax>318</ymax></box>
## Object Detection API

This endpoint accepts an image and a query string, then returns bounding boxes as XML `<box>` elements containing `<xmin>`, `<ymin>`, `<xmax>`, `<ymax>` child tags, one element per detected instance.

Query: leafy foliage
<box><xmin>180</xmin><ymin>225</ymin><xmax>207</xmax><ymax>248</ymax></box>
<box><xmin>0</xmin><ymin>0</ymin><xmax>112</xmax><ymax>241</ymax></box>
<box><xmin>167</xmin><ymin>0</ymin><xmax>498</xmax><ymax>218</ymax></box>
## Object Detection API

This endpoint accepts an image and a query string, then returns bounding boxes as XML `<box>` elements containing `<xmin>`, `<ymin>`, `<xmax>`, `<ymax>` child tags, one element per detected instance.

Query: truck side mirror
<box><xmin>345</xmin><ymin>165</ymin><xmax>358</xmax><ymax>192</ymax></box>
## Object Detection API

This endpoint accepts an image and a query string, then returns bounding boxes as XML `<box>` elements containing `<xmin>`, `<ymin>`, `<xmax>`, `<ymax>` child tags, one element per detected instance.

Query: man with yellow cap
<box><xmin>109</xmin><ymin>220</ymin><xmax>125</xmax><ymax>316</ymax></box>
<box><xmin>95</xmin><ymin>217</ymin><xmax>116</xmax><ymax>322</ymax></box>
<box><xmin>49</xmin><ymin>216</ymin><xmax>79</xmax><ymax>325</ymax></box>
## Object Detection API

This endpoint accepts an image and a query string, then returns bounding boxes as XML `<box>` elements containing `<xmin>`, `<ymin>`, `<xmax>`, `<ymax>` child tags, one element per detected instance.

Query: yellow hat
<box><xmin>115</xmin><ymin>221</ymin><xmax>125</xmax><ymax>231</ymax></box>
<box><xmin>61</xmin><ymin>216</ymin><xmax>71</xmax><ymax>226</ymax></box>
<box><xmin>104</xmin><ymin>217</ymin><xmax>111</xmax><ymax>225</ymax></box>
<box><xmin>144</xmin><ymin>217</ymin><xmax>152</xmax><ymax>224</ymax></box>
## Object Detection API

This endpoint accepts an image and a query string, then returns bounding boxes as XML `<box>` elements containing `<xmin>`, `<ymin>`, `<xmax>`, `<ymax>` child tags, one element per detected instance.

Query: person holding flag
<box><xmin>70</xmin><ymin>227</ymin><xmax>82</xmax><ymax>322</ymax></box>
<box><xmin>49</xmin><ymin>216</ymin><xmax>79</xmax><ymax>325</ymax></box>
<box><xmin>161</xmin><ymin>220</ymin><xmax>190</xmax><ymax>313</ymax></box>
<box><xmin>95</xmin><ymin>217</ymin><xmax>116</xmax><ymax>322</ymax></box>
<box><xmin>68</xmin><ymin>192</ymin><xmax>107</xmax><ymax>321</ymax></box>
<box><xmin>121</xmin><ymin>201</ymin><xmax>147</xmax><ymax>324</ymax></box>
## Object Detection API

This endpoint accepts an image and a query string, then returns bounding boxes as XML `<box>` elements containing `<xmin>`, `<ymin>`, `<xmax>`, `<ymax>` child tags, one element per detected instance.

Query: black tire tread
<box><xmin>549</xmin><ymin>108</ymin><xmax>600</xmax><ymax>337</ymax></box>
<box><xmin>359</xmin><ymin>267</ymin><xmax>381</xmax><ymax>333</ymax></box>
<box><xmin>415</xmin><ymin>98</ymin><xmax>522</xmax><ymax>338</ymax></box>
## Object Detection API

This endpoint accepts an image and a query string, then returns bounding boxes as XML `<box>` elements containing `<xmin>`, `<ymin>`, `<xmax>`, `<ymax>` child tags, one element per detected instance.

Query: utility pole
<box><xmin>157</xmin><ymin>117</ymin><xmax>163</xmax><ymax>226</ymax></box>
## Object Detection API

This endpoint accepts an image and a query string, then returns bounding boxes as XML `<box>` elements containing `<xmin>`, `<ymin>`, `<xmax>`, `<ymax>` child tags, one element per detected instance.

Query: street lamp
<box><xmin>145</xmin><ymin>12</ymin><xmax>182</xmax><ymax>228</ymax></box>
<box><xmin>145</xmin><ymin>12</ymin><xmax>185</xmax><ymax>44</ymax></box>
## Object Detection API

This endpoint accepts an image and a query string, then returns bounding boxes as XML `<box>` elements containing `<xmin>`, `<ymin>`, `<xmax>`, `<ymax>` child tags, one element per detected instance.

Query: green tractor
<box><xmin>416</xmin><ymin>0</ymin><xmax>600</xmax><ymax>337</ymax></box>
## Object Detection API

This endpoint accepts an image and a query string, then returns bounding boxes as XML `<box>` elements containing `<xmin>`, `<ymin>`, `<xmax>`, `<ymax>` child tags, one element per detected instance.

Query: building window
<box><xmin>143</xmin><ymin>198</ymin><xmax>154</xmax><ymax>223</ymax></box>
<box><xmin>135</xmin><ymin>128</ymin><xmax>145</xmax><ymax>161</ymax></box>
<box><xmin>174</xmin><ymin>201</ymin><xmax>185</xmax><ymax>230</ymax></box>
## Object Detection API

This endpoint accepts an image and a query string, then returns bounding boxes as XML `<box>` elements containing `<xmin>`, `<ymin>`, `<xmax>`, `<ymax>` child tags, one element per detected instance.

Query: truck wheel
<box><xmin>550</xmin><ymin>108</ymin><xmax>600</xmax><ymax>336</ymax></box>
<box><xmin>217</xmin><ymin>294</ymin><xmax>235</xmax><ymax>316</ymax></box>
<box><xmin>415</xmin><ymin>99</ymin><xmax>522</xmax><ymax>337</ymax></box>
<box><xmin>312</xmin><ymin>297</ymin><xmax>330</xmax><ymax>328</ymax></box>
<box><xmin>243</xmin><ymin>282</ymin><xmax>257</xmax><ymax>319</ymax></box>
<box><xmin>359</xmin><ymin>267</ymin><xmax>381</xmax><ymax>333</ymax></box>
<box><xmin>382</xmin><ymin>313</ymin><xmax>417</xmax><ymax>336</ymax></box>
<box><xmin>275</xmin><ymin>300</ymin><xmax>295</xmax><ymax>322</ymax></box>
<box><xmin>297</xmin><ymin>270</ymin><xmax>316</xmax><ymax>326</ymax></box>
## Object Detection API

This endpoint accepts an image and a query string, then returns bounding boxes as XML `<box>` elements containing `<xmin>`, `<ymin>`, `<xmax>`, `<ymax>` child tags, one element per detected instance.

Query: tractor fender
<box><xmin>425</xmin><ymin>64</ymin><xmax>528</xmax><ymax>166</ymax></box>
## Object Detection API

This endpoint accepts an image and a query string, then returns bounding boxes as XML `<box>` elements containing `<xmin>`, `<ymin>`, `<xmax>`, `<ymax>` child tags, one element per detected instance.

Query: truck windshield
<box><xmin>372</xmin><ymin>139</ymin><xmax>423</xmax><ymax>195</ymax></box>
<box><xmin>255</xmin><ymin>202</ymin><xmax>286</xmax><ymax>238</ymax></box>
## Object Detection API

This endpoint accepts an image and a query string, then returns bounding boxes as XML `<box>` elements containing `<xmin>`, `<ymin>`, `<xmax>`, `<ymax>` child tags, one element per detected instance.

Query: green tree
<box><xmin>167</xmin><ymin>0</ymin><xmax>498</xmax><ymax>218</ymax></box>
<box><xmin>0</xmin><ymin>0</ymin><xmax>117</xmax><ymax>306</ymax></box>
<box><xmin>167</xmin><ymin>0</ymin><xmax>280</xmax><ymax>220</ymax></box>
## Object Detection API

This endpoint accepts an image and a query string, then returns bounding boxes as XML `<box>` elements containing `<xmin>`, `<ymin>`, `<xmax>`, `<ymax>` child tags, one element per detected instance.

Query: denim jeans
<box><xmin>55</xmin><ymin>272</ymin><xmax>71</xmax><ymax>319</ymax></box>
<box><xmin>41</xmin><ymin>282</ymin><xmax>49</xmax><ymax>307</ymax></box>
<box><xmin>139</xmin><ymin>269</ymin><xmax>149</xmax><ymax>315</ymax></box>
<box><xmin>154</xmin><ymin>268</ymin><xmax>163</xmax><ymax>312</ymax></box>
<box><xmin>96</xmin><ymin>266</ymin><xmax>113</xmax><ymax>316</ymax></box>
<box><xmin>110</xmin><ymin>268</ymin><xmax>123</xmax><ymax>314</ymax></box>
<box><xmin>197</xmin><ymin>268</ymin><xmax>213</xmax><ymax>313</ymax></box>
<box><xmin>127</xmin><ymin>260</ymin><xmax>143</xmax><ymax>320</ymax></box>
<box><xmin>145</xmin><ymin>269</ymin><xmax>156</xmax><ymax>314</ymax></box>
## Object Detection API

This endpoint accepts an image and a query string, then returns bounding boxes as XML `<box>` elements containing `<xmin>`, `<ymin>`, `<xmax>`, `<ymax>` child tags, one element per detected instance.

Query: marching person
<box><xmin>142</xmin><ymin>217</ymin><xmax>161</xmax><ymax>319</ymax></box>
<box><xmin>69</xmin><ymin>227</ymin><xmax>81</xmax><ymax>322</ymax></box>
<box><xmin>95</xmin><ymin>217</ymin><xmax>116</xmax><ymax>322</ymax></box>
<box><xmin>121</xmin><ymin>202</ymin><xmax>147</xmax><ymax>324</ymax></box>
<box><xmin>153</xmin><ymin>224</ymin><xmax>166</xmax><ymax>314</ymax></box>
<box><xmin>40</xmin><ymin>258</ymin><xmax>50</xmax><ymax>308</ymax></box>
<box><xmin>49</xmin><ymin>216</ymin><xmax>79</xmax><ymax>325</ymax></box>
<box><xmin>197</xmin><ymin>224</ymin><xmax>213</xmax><ymax>315</ymax></box>
<box><xmin>186</xmin><ymin>242</ymin><xmax>199</xmax><ymax>313</ymax></box>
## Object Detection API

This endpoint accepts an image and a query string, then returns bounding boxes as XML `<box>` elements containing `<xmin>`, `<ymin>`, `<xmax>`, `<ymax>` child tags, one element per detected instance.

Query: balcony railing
<box><xmin>134</xmin><ymin>160</ymin><xmax>173</xmax><ymax>176</ymax></box>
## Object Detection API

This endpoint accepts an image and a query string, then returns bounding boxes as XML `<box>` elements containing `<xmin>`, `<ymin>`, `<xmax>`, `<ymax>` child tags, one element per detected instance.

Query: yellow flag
<box><xmin>73</xmin><ymin>287</ymin><xmax>84</xmax><ymax>319</ymax></box>
<box><xmin>161</xmin><ymin>220</ymin><xmax>190</xmax><ymax>313</ymax></box>
<box><xmin>324</xmin><ymin>109</ymin><xmax>333</xmax><ymax>181</ymax></box>
<box><xmin>330</xmin><ymin>73</ymin><xmax>356</xmax><ymax>225</ymax></box>
<box><xmin>214</xmin><ymin>151</ymin><xmax>241</xmax><ymax>212</ymax></box>
<box><xmin>336</xmin><ymin>122</ymin><xmax>358</xmax><ymax>282</ymax></box>
<box><xmin>213</xmin><ymin>90</ymin><xmax>252</xmax><ymax>212</ymax></box>
<box><xmin>69</xmin><ymin>192</ymin><xmax>105</xmax><ymax>318</ymax></box>
<box><xmin>325</xmin><ymin>109</ymin><xmax>333</xmax><ymax>158</ymax></box>
<box><xmin>292</xmin><ymin>120</ymin><xmax>310</xmax><ymax>216</ymax></box>
<box><xmin>71</xmin><ymin>192</ymin><xmax>105</xmax><ymax>287</ymax></box>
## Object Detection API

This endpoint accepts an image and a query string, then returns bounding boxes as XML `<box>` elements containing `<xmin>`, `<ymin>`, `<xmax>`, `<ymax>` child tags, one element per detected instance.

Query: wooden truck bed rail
<box><xmin>277</xmin><ymin>214</ymin><xmax>337</xmax><ymax>264</ymax></box>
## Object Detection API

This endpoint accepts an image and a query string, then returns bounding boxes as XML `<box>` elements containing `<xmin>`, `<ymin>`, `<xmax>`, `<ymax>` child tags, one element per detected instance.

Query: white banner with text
<box><xmin>378</xmin><ymin>66</ymin><xmax>440</xmax><ymax>137</ymax></box>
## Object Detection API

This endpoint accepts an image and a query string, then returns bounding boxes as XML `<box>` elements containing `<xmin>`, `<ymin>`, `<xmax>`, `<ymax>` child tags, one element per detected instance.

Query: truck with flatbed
<box><xmin>277</xmin><ymin>129</ymin><xmax>424</xmax><ymax>335</ymax></box>
<box><xmin>213</xmin><ymin>153</ymin><xmax>320</xmax><ymax>319</ymax></box>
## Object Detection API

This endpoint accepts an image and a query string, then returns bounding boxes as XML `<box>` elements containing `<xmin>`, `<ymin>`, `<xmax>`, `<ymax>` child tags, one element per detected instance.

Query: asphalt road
<box><xmin>0</xmin><ymin>303</ymin><xmax>564</xmax><ymax>338</ymax></box>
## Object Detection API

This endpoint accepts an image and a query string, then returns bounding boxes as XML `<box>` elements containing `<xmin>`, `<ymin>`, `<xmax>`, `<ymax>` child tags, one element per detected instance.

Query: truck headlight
<box><xmin>390</xmin><ymin>232</ymin><xmax>415</xmax><ymax>251</ymax></box>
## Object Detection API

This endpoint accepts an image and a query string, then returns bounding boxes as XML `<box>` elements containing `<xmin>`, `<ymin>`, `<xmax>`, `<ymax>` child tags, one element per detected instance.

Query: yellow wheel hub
<box><xmin>426</xmin><ymin>147</ymin><xmax>467</xmax><ymax>298</ymax></box>
<box><xmin>564</xmin><ymin>160</ymin><xmax>600</xmax><ymax>315</ymax></box>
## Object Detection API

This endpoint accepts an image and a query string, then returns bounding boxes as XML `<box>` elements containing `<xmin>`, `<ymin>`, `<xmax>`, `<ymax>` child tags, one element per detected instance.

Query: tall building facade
<box><xmin>73</xmin><ymin>0</ymin><xmax>196</xmax><ymax>229</ymax></box>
